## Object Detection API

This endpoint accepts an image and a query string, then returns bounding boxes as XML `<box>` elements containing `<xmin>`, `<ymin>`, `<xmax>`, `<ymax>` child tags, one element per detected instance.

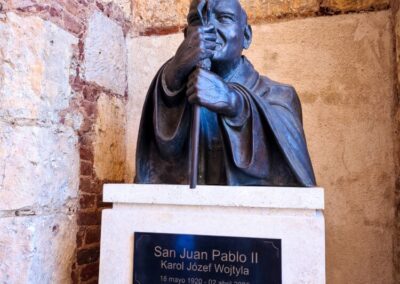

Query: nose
<box><xmin>207</xmin><ymin>13</ymin><xmax>217</xmax><ymax>26</ymax></box>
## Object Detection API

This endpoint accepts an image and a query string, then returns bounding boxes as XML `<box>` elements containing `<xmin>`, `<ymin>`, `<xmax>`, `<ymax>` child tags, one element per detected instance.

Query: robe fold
<box><xmin>135</xmin><ymin>56</ymin><xmax>316</xmax><ymax>187</ymax></box>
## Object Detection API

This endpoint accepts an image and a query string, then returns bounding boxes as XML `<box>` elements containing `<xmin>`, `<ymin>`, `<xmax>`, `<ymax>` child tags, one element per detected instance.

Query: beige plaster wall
<box><xmin>126</xmin><ymin>10</ymin><xmax>396</xmax><ymax>284</ymax></box>
<box><xmin>249</xmin><ymin>11</ymin><xmax>395</xmax><ymax>284</ymax></box>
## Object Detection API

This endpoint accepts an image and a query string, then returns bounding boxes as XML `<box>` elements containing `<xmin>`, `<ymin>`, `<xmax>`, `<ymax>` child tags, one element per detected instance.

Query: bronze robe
<box><xmin>135</xmin><ymin>56</ymin><xmax>316</xmax><ymax>187</ymax></box>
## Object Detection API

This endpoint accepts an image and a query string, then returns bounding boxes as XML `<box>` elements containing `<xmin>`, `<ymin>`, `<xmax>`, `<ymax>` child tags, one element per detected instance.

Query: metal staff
<box><xmin>189</xmin><ymin>0</ymin><xmax>211</xmax><ymax>189</ymax></box>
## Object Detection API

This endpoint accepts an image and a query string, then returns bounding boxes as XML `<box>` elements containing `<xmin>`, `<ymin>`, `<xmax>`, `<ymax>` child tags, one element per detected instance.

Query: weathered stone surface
<box><xmin>102</xmin><ymin>0</ymin><xmax>132</xmax><ymax>18</ymax></box>
<box><xmin>131</xmin><ymin>0</ymin><xmax>189</xmax><ymax>32</ymax></box>
<box><xmin>241</xmin><ymin>0</ymin><xmax>319</xmax><ymax>21</ymax></box>
<box><xmin>131</xmin><ymin>0</ymin><xmax>319</xmax><ymax>33</ymax></box>
<box><xmin>0</xmin><ymin>12</ymin><xmax>78</xmax><ymax>123</ymax></box>
<box><xmin>321</xmin><ymin>0</ymin><xmax>389</xmax><ymax>12</ymax></box>
<box><xmin>0</xmin><ymin>122</ymin><xmax>80</xmax><ymax>211</ymax></box>
<box><xmin>126</xmin><ymin>11</ymin><xmax>395</xmax><ymax>283</ymax></box>
<box><xmin>0</xmin><ymin>214</ymin><xmax>77</xmax><ymax>283</ymax></box>
<box><xmin>93</xmin><ymin>94</ymin><xmax>126</xmax><ymax>181</ymax></box>
<box><xmin>84</xmin><ymin>12</ymin><xmax>127</xmax><ymax>95</ymax></box>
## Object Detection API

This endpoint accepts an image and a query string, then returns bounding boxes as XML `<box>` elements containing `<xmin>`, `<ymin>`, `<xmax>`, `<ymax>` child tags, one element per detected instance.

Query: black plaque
<box><xmin>133</xmin><ymin>232</ymin><xmax>282</xmax><ymax>284</ymax></box>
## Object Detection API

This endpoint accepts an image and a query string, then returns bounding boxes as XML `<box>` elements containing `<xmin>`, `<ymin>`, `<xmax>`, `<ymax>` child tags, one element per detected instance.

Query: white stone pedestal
<box><xmin>99</xmin><ymin>185</ymin><xmax>325</xmax><ymax>284</ymax></box>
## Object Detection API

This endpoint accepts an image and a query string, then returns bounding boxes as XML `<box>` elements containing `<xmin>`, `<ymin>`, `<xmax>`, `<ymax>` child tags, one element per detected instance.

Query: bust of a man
<box><xmin>135</xmin><ymin>0</ymin><xmax>316</xmax><ymax>187</ymax></box>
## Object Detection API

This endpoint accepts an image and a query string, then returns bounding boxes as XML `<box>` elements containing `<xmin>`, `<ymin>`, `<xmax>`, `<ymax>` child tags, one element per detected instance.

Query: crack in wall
<box><xmin>0</xmin><ymin>117</ymin><xmax>70</xmax><ymax>128</ymax></box>
<box><xmin>0</xmin><ymin>201</ymin><xmax>78</xmax><ymax>219</ymax></box>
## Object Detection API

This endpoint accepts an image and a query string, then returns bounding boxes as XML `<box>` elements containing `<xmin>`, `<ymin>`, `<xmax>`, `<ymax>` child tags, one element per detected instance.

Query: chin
<box><xmin>211</xmin><ymin>53</ymin><xmax>231</xmax><ymax>63</ymax></box>
<box><xmin>212</xmin><ymin>55</ymin><xmax>238</xmax><ymax>65</ymax></box>
<box><xmin>211</xmin><ymin>49</ymin><xmax>241</xmax><ymax>64</ymax></box>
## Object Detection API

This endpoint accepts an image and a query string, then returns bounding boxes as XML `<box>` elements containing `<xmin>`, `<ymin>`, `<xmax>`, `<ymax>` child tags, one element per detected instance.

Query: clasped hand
<box><xmin>186</xmin><ymin>68</ymin><xmax>239</xmax><ymax>117</ymax></box>
<box><xmin>164</xmin><ymin>25</ymin><xmax>241</xmax><ymax>117</ymax></box>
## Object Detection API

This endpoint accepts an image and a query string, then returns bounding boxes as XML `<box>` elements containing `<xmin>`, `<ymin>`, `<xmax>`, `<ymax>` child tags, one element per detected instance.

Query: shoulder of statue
<box><xmin>259</xmin><ymin>77</ymin><xmax>297</xmax><ymax>100</ymax></box>
<box><xmin>256</xmin><ymin>77</ymin><xmax>302</xmax><ymax>118</ymax></box>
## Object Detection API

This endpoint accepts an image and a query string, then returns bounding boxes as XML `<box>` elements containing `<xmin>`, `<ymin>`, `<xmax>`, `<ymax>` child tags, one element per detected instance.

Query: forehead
<box><xmin>189</xmin><ymin>0</ymin><xmax>242</xmax><ymax>14</ymax></box>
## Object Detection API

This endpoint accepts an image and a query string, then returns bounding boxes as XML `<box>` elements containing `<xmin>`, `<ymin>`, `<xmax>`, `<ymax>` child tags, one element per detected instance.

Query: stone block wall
<box><xmin>0</xmin><ymin>10</ymin><xmax>80</xmax><ymax>283</ymax></box>
<box><xmin>0</xmin><ymin>1</ymin><xmax>129</xmax><ymax>283</ymax></box>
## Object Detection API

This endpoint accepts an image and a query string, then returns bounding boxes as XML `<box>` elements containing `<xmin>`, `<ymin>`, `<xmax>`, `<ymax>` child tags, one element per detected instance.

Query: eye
<box><xmin>217</xmin><ymin>14</ymin><xmax>235</xmax><ymax>23</ymax></box>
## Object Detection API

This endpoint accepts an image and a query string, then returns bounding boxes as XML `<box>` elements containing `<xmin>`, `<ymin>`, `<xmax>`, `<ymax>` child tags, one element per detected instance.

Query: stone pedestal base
<box><xmin>99</xmin><ymin>185</ymin><xmax>325</xmax><ymax>284</ymax></box>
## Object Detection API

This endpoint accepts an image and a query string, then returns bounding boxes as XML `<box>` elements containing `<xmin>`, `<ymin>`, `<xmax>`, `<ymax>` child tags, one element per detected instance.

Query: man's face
<box><xmin>188</xmin><ymin>0</ymin><xmax>246</xmax><ymax>64</ymax></box>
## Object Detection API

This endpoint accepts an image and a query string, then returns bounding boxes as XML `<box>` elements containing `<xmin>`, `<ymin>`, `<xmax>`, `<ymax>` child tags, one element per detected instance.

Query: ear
<box><xmin>243</xmin><ymin>25</ymin><xmax>252</xmax><ymax>49</ymax></box>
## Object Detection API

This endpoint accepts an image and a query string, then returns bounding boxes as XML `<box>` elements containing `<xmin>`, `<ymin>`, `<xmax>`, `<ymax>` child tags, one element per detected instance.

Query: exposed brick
<box><xmin>80</xmin><ymin>178</ymin><xmax>102</xmax><ymax>194</ymax></box>
<box><xmin>49</xmin><ymin>6</ymin><xmax>61</xmax><ymax>17</ymax></box>
<box><xmin>80</xmin><ymin>176</ymin><xmax>92</xmax><ymax>192</ymax></box>
<box><xmin>96</xmin><ymin>1</ymin><xmax>105</xmax><ymax>12</ymax></box>
<box><xmin>92</xmin><ymin>179</ymin><xmax>104</xmax><ymax>194</ymax></box>
<box><xmin>76</xmin><ymin>227</ymin><xmax>86</xmax><ymax>248</ymax></box>
<box><xmin>80</xmin><ymin>146</ymin><xmax>94</xmax><ymax>162</ymax></box>
<box><xmin>77</xmin><ymin>247</ymin><xmax>100</xmax><ymax>265</ymax></box>
<box><xmin>82</xmin><ymin>85</ymin><xmax>99</xmax><ymax>102</ymax></box>
<box><xmin>3</xmin><ymin>3</ymin><xmax>82</xmax><ymax>35</ymax></box>
<box><xmin>140</xmin><ymin>25</ymin><xmax>184</xmax><ymax>36</ymax></box>
<box><xmin>80</xmin><ymin>116</ymin><xmax>94</xmax><ymax>133</ymax></box>
<box><xmin>82</xmin><ymin>278</ymin><xmax>99</xmax><ymax>284</ymax></box>
<box><xmin>58</xmin><ymin>0</ymin><xmax>85</xmax><ymax>17</ymax></box>
<box><xmin>78</xmin><ymin>211</ymin><xmax>101</xmax><ymax>226</ymax></box>
<box><xmin>80</xmin><ymin>194</ymin><xmax>96</xmax><ymax>209</ymax></box>
<box><xmin>80</xmin><ymin>262</ymin><xmax>99</xmax><ymax>281</ymax></box>
<box><xmin>62</xmin><ymin>10</ymin><xmax>84</xmax><ymax>34</ymax></box>
<box><xmin>85</xmin><ymin>226</ymin><xmax>101</xmax><ymax>245</ymax></box>
<box><xmin>82</xmin><ymin>99</ymin><xmax>97</xmax><ymax>118</ymax></box>
<box><xmin>78</xmin><ymin>38</ymin><xmax>85</xmax><ymax>61</ymax></box>
<box><xmin>80</xmin><ymin>134</ymin><xmax>94</xmax><ymax>149</ymax></box>
<box><xmin>80</xmin><ymin>160</ymin><xmax>93</xmax><ymax>176</ymax></box>
<box><xmin>71</xmin><ymin>75</ymin><xmax>85</xmax><ymax>91</ymax></box>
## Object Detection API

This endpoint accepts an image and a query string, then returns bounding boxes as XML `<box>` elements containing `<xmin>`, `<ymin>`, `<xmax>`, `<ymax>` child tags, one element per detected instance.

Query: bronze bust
<box><xmin>135</xmin><ymin>0</ymin><xmax>316</xmax><ymax>187</ymax></box>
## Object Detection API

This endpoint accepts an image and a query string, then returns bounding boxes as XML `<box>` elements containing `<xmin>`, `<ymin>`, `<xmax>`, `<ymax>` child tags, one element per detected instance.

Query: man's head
<box><xmin>187</xmin><ymin>0</ymin><xmax>252</xmax><ymax>64</ymax></box>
